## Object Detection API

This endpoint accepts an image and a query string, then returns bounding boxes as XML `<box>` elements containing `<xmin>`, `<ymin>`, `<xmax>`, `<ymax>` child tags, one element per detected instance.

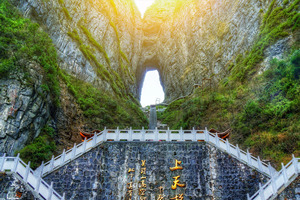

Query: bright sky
<box><xmin>140</xmin><ymin>70</ymin><xmax>165</xmax><ymax>107</ymax></box>
<box><xmin>134</xmin><ymin>0</ymin><xmax>156</xmax><ymax>16</ymax></box>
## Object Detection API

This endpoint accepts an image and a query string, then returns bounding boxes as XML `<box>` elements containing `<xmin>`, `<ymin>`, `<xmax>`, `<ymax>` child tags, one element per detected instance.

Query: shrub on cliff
<box><xmin>16</xmin><ymin>126</ymin><xmax>56</xmax><ymax>169</ymax></box>
<box><xmin>0</xmin><ymin>0</ymin><xmax>60</xmax><ymax>105</ymax></box>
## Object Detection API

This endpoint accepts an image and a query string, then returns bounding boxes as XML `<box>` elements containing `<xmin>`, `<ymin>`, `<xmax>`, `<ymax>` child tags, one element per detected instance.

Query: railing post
<box><xmin>103</xmin><ymin>127</ymin><xmax>107</xmax><ymax>141</ymax></box>
<box><xmin>129</xmin><ymin>127</ymin><xmax>133</xmax><ymax>141</ymax></box>
<box><xmin>247</xmin><ymin>150</ymin><xmax>252</xmax><ymax>165</ymax></box>
<box><xmin>180</xmin><ymin>127</ymin><xmax>183</xmax><ymax>141</ymax></box>
<box><xmin>257</xmin><ymin>156</ymin><xmax>263</xmax><ymax>172</ymax></box>
<box><xmin>292</xmin><ymin>154</ymin><xmax>298</xmax><ymax>174</ymax></box>
<box><xmin>62</xmin><ymin>192</ymin><xmax>66</xmax><ymax>200</ymax></box>
<box><xmin>24</xmin><ymin>161</ymin><xmax>31</xmax><ymax>183</ymax></box>
<box><xmin>192</xmin><ymin>127</ymin><xmax>196</xmax><ymax>141</ymax></box>
<box><xmin>61</xmin><ymin>149</ymin><xmax>66</xmax><ymax>165</ymax></box>
<box><xmin>155</xmin><ymin>127</ymin><xmax>158</xmax><ymax>141</ymax></box>
<box><xmin>35</xmin><ymin>175</ymin><xmax>42</xmax><ymax>192</ymax></box>
<box><xmin>259</xmin><ymin>183</ymin><xmax>265</xmax><ymax>200</ymax></box>
<box><xmin>13</xmin><ymin>153</ymin><xmax>20</xmax><ymax>172</ymax></box>
<box><xmin>39</xmin><ymin>161</ymin><xmax>44</xmax><ymax>177</ymax></box>
<box><xmin>205</xmin><ymin>127</ymin><xmax>209</xmax><ymax>142</ymax></box>
<box><xmin>116</xmin><ymin>127</ymin><xmax>120</xmax><ymax>141</ymax></box>
<box><xmin>247</xmin><ymin>193</ymin><xmax>250</xmax><ymax>200</ymax></box>
<box><xmin>0</xmin><ymin>153</ymin><xmax>6</xmax><ymax>171</ymax></box>
<box><xmin>214</xmin><ymin>133</ymin><xmax>219</xmax><ymax>147</ymax></box>
<box><xmin>236</xmin><ymin>144</ymin><xmax>241</xmax><ymax>159</ymax></box>
<box><xmin>48</xmin><ymin>182</ymin><xmax>53</xmax><ymax>200</ymax></box>
<box><xmin>72</xmin><ymin>143</ymin><xmax>77</xmax><ymax>159</ymax></box>
<box><xmin>142</xmin><ymin>127</ymin><xmax>145</xmax><ymax>141</ymax></box>
<box><xmin>282</xmin><ymin>163</ymin><xmax>288</xmax><ymax>184</ymax></box>
<box><xmin>226</xmin><ymin>139</ymin><xmax>230</xmax><ymax>154</ymax></box>
<box><xmin>83</xmin><ymin>137</ymin><xmax>87</xmax><ymax>151</ymax></box>
<box><xmin>50</xmin><ymin>155</ymin><xmax>54</xmax><ymax>171</ymax></box>
<box><xmin>271</xmin><ymin>176</ymin><xmax>277</xmax><ymax>196</ymax></box>
<box><xmin>268</xmin><ymin>163</ymin><xmax>274</xmax><ymax>176</ymax></box>
<box><xmin>167</xmin><ymin>127</ymin><xmax>170</xmax><ymax>141</ymax></box>
<box><xmin>93</xmin><ymin>133</ymin><xmax>97</xmax><ymax>146</ymax></box>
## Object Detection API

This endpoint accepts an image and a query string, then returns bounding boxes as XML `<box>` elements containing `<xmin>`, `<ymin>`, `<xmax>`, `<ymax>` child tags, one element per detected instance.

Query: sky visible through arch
<box><xmin>134</xmin><ymin>0</ymin><xmax>155</xmax><ymax>16</ymax></box>
<box><xmin>140</xmin><ymin>70</ymin><xmax>165</xmax><ymax>107</ymax></box>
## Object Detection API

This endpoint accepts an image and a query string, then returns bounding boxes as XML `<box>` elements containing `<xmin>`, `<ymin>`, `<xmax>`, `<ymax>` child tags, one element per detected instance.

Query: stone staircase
<box><xmin>248</xmin><ymin>155</ymin><xmax>299</xmax><ymax>200</ymax></box>
<box><xmin>3</xmin><ymin>128</ymin><xmax>299</xmax><ymax>199</ymax></box>
<box><xmin>0</xmin><ymin>154</ymin><xmax>65</xmax><ymax>200</ymax></box>
<box><xmin>36</xmin><ymin>128</ymin><xmax>276</xmax><ymax>177</ymax></box>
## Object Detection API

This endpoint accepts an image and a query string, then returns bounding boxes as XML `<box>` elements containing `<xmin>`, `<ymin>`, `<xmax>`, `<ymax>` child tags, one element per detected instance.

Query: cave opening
<box><xmin>140</xmin><ymin>70</ymin><xmax>165</xmax><ymax>107</ymax></box>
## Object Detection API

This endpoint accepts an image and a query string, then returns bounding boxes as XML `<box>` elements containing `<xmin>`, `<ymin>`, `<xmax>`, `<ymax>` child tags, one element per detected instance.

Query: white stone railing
<box><xmin>248</xmin><ymin>156</ymin><xmax>299</xmax><ymax>200</ymax></box>
<box><xmin>0</xmin><ymin>154</ymin><xmax>65</xmax><ymax>200</ymax></box>
<box><xmin>35</xmin><ymin>127</ymin><xmax>276</xmax><ymax>177</ymax></box>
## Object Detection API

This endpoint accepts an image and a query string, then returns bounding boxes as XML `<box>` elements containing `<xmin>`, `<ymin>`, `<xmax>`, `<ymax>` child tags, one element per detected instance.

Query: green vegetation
<box><xmin>110</xmin><ymin>21</ymin><xmax>120</xmax><ymax>44</ymax></box>
<box><xmin>160</xmin><ymin>0</ymin><xmax>300</xmax><ymax>168</ymax></box>
<box><xmin>57</xmin><ymin>0</ymin><xmax>71</xmax><ymax>20</ymax></box>
<box><xmin>67</xmin><ymin>29</ymin><xmax>124</xmax><ymax>97</ymax></box>
<box><xmin>2</xmin><ymin>0</ymin><xmax>147</xmax><ymax>167</ymax></box>
<box><xmin>108</xmin><ymin>0</ymin><xmax>118</xmax><ymax>15</ymax></box>
<box><xmin>120</xmin><ymin>50</ymin><xmax>129</xmax><ymax>63</ymax></box>
<box><xmin>58</xmin><ymin>0</ymin><xmax>64</xmax><ymax>5</ymax></box>
<box><xmin>109</xmin><ymin>21</ymin><xmax>134</xmax><ymax>82</ymax></box>
<box><xmin>16</xmin><ymin>125</ymin><xmax>56</xmax><ymax>169</ymax></box>
<box><xmin>80</xmin><ymin>25</ymin><xmax>110</xmax><ymax>65</ymax></box>
<box><xmin>0</xmin><ymin>0</ymin><xmax>60</xmax><ymax>105</ymax></box>
<box><xmin>229</xmin><ymin>0</ymin><xmax>299</xmax><ymax>82</ymax></box>
<box><xmin>60</xmin><ymin>71</ymin><xmax>148</xmax><ymax>129</ymax></box>
<box><xmin>79</xmin><ymin>24</ymin><xmax>127</xmax><ymax>92</ymax></box>
<box><xmin>62</xmin><ymin>7</ymin><xmax>72</xmax><ymax>20</ymax></box>
<box><xmin>161</xmin><ymin>50</ymin><xmax>300</xmax><ymax>167</ymax></box>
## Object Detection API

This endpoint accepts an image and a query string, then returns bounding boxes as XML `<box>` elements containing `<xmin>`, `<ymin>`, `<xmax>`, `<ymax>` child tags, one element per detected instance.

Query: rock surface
<box><xmin>275</xmin><ymin>176</ymin><xmax>300</xmax><ymax>200</ymax></box>
<box><xmin>11</xmin><ymin>0</ymin><xmax>142</xmax><ymax>96</ymax></box>
<box><xmin>0</xmin><ymin>172</ymin><xmax>38</xmax><ymax>200</ymax></box>
<box><xmin>1</xmin><ymin>0</ymin><xmax>144</xmax><ymax>155</ymax></box>
<box><xmin>0</xmin><ymin>63</ymin><xmax>51</xmax><ymax>155</ymax></box>
<box><xmin>11</xmin><ymin>0</ymin><xmax>293</xmax><ymax>103</ymax></box>
<box><xmin>1</xmin><ymin>0</ymin><xmax>296</xmax><ymax>156</ymax></box>
<box><xmin>139</xmin><ymin>0</ymin><xmax>293</xmax><ymax>102</ymax></box>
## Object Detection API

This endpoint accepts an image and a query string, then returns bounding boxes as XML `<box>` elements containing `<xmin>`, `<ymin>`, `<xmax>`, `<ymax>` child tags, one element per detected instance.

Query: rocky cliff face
<box><xmin>12</xmin><ymin>0</ymin><xmax>142</xmax><ymax>96</ymax></box>
<box><xmin>1</xmin><ymin>0</ymin><xmax>297</xmax><ymax>158</ymax></box>
<box><xmin>0</xmin><ymin>62</ymin><xmax>52</xmax><ymax>155</ymax></box>
<box><xmin>140</xmin><ymin>0</ymin><xmax>293</xmax><ymax>102</ymax></box>
<box><xmin>1</xmin><ymin>0</ymin><xmax>147</xmax><ymax>156</ymax></box>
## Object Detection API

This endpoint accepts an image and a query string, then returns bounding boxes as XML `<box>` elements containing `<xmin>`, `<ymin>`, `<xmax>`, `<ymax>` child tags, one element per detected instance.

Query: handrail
<box><xmin>248</xmin><ymin>156</ymin><xmax>299</xmax><ymax>200</ymax></box>
<box><xmin>34</xmin><ymin>127</ymin><xmax>276</xmax><ymax>178</ymax></box>
<box><xmin>0</xmin><ymin>154</ymin><xmax>65</xmax><ymax>200</ymax></box>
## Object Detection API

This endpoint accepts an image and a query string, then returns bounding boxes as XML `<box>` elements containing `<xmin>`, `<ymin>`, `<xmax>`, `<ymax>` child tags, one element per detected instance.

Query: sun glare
<box><xmin>134</xmin><ymin>0</ymin><xmax>155</xmax><ymax>16</ymax></box>
<box><xmin>140</xmin><ymin>70</ymin><xmax>165</xmax><ymax>107</ymax></box>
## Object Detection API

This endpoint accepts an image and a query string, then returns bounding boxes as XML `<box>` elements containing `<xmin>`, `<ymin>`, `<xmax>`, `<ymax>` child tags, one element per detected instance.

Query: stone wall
<box><xmin>275</xmin><ymin>176</ymin><xmax>300</xmax><ymax>200</ymax></box>
<box><xmin>44</xmin><ymin>142</ymin><xmax>268</xmax><ymax>200</ymax></box>
<box><xmin>0</xmin><ymin>172</ymin><xmax>38</xmax><ymax>200</ymax></box>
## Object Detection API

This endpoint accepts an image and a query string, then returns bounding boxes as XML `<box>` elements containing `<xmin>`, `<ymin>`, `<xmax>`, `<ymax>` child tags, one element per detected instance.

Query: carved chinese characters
<box><xmin>139</xmin><ymin>160</ymin><xmax>147</xmax><ymax>200</ymax></box>
<box><xmin>170</xmin><ymin>159</ymin><xmax>185</xmax><ymax>199</ymax></box>
<box><xmin>127</xmin><ymin>167</ymin><xmax>135</xmax><ymax>199</ymax></box>
<box><xmin>125</xmin><ymin>159</ymin><xmax>186</xmax><ymax>199</ymax></box>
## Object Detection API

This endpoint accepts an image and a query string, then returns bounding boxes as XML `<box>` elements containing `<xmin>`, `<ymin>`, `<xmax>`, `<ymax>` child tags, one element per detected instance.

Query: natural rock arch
<box><xmin>136</xmin><ymin>56</ymin><xmax>165</xmax><ymax>102</ymax></box>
